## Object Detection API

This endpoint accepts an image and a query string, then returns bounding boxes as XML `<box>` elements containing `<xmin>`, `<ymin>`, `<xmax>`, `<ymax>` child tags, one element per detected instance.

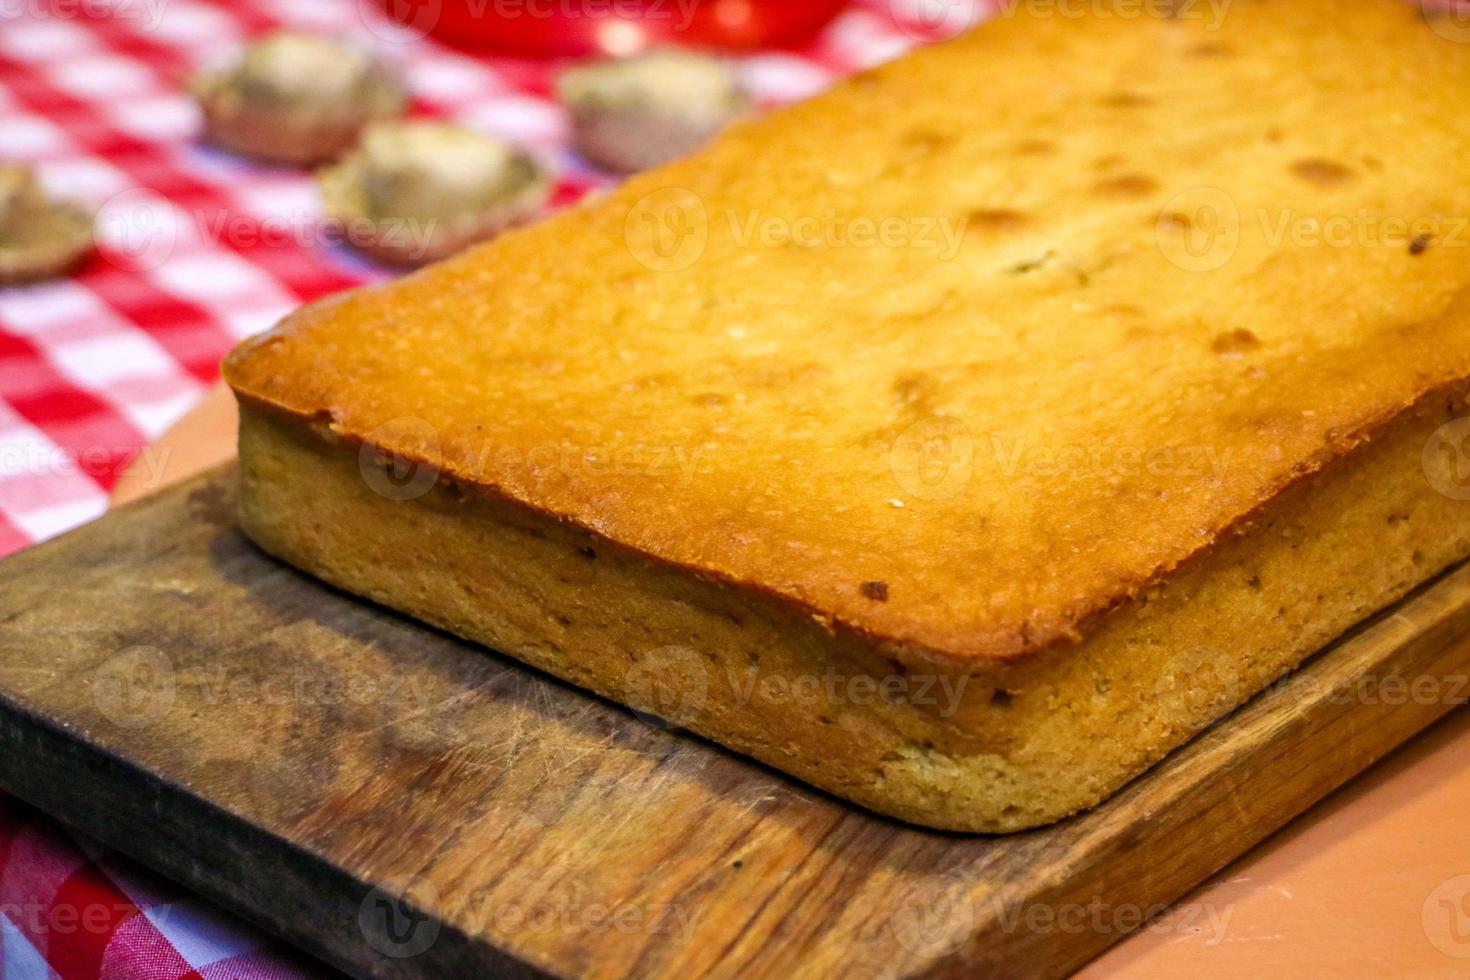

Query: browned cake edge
<box><xmin>232</xmin><ymin>383</ymin><xmax>1470</xmax><ymax>832</ymax></box>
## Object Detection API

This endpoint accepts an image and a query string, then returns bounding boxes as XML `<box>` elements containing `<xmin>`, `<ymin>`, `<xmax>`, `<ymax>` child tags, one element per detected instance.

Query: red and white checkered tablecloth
<box><xmin>0</xmin><ymin>0</ymin><xmax>980</xmax><ymax>976</ymax></box>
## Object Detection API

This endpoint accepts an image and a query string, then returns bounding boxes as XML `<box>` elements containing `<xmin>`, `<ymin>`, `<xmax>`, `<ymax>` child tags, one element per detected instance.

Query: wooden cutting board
<box><xmin>1</xmin><ymin>466</ymin><xmax>1468</xmax><ymax>979</ymax></box>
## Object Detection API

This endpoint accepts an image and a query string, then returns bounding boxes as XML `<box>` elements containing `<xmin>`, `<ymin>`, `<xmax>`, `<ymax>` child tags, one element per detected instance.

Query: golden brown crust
<box><xmin>225</xmin><ymin>0</ymin><xmax>1470</xmax><ymax>668</ymax></box>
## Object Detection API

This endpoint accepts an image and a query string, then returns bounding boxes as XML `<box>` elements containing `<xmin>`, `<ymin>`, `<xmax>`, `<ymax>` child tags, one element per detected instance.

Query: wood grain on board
<box><xmin>1</xmin><ymin>466</ymin><xmax>1469</xmax><ymax>978</ymax></box>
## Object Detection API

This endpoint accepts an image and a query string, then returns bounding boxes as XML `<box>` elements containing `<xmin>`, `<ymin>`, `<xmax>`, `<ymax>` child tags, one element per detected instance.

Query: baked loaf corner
<box><xmin>226</xmin><ymin>0</ymin><xmax>1470</xmax><ymax>830</ymax></box>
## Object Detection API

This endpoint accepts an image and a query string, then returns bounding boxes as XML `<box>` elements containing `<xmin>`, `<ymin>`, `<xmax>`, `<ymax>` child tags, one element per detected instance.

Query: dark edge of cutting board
<box><xmin>0</xmin><ymin>687</ymin><xmax>546</xmax><ymax>980</ymax></box>
<box><xmin>0</xmin><ymin>464</ymin><xmax>1465</xmax><ymax>979</ymax></box>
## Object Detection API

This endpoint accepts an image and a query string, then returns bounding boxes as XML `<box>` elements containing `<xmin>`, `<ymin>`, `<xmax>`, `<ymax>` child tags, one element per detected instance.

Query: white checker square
<box><xmin>46</xmin><ymin>331</ymin><xmax>181</xmax><ymax>388</ymax></box>
<box><xmin>146</xmin><ymin>253</ymin><xmax>296</xmax><ymax>323</ymax></box>
<box><xmin>352</xmin><ymin>14</ymin><xmax>429</xmax><ymax>47</ymax></box>
<box><xmin>7</xmin><ymin>496</ymin><xmax>106</xmax><ymax>543</ymax></box>
<box><xmin>739</xmin><ymin>54</ymin><xmax>836</xmax><ymax>103</ymax></box>
<box><xmin>258</xmin><ymin>0</ymin><xmax>359</xmax><ymax>33</ymax></box>
<box><xmin>145</xmin><ymin>900</ymin><xmax>266</xmax><ymax>968</ymax></box>
<box><xmin>111</xmin><ymin>0</ymin><xmax>176</xmax><ymax>33</ymax></box>
<box><xmin>0</xmin><ymin>282</ymin><xmax>111</xmax><ymax>336</ymax></box>
<box><xmin>0</xmin><ymin>429</ymin><xmax>104</xmax><ymax>514</ymax></box>
<box><xmin>110</xmin><ymin>93</ymin><xmax>200</xmax><ymax>143</ymax></box>
<box><xmin>824</xmin><ymin>9</ymin><xmax>918</xmax><ymax>68</ymax></box>
<box><xmin>176</xmin><ymin>139</ymin><xmax>273</xmax><ymax>184</ymax></box>
<box><xmin>119</xmin><ymin>385</ymin><xmax>202</xmax><ymax>439</ymax></box>
<box><xmin>457</xmin><ymin>95</ymin><xmax>566</xmax><ymax>146</ymax></box>
<box><xmin>409</xmin><ymin>56</ymin><xmax>504</xmax><ymax>103</ymax></box>
<box><xmin>218</xmin><ymin>301</ymin><xmax>295</xmax><ymax>341</ymax></box>
<box><xmin>47</xmin><ymin>52</ymin><xmax>161</xmax><ymax>101</ymax></box>
<box><xmin>185</xmin><ymin>38</ymin><xmax>248</xmax><ymax>76</ymax></box>
<box><xmin>38</xmin><ymin>156</ymin><xmax>132</xmax><ymax>202</ymax></box>
<box><xmin>1</xmin><ymin>913</ymin><xmax>59</xmax><ymax>980</ymax></box>
<box><xmin>149</xmin><ymin>251</ymin><xmax>274</xmax><ymax>299</ymax></box>
<box><xmin>0</xmin><ymin>18</ymin><xmax>96</xmax><ymax>62</ymax></box>
<box><xmin>0</xmin><ymin>113</ymin><xmax>72</xmax><ymax>157</ymax></box>
<box><xmin>230</xmin><ymin>179</ymin><xmax>320</xmax><ymax>225</ymax></box>
<box><xmin>94</xmin><ymin>190</ymin><xmax>204</xmax><ymax>269</ymax></box>
<box><xmin>142</xmin><ymin>1</ymin><xmax>241</xmax><ymax>47</ymax></box>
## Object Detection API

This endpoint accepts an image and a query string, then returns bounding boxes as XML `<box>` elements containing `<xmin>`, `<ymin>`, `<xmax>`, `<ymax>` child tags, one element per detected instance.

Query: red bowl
<box><xmin>379</xmin><ymin>0</ymin><xmax>851</xmax><ymax>55</ymax></box>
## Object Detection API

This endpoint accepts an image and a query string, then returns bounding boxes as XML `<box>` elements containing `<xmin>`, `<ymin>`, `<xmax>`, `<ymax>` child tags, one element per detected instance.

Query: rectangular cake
<box><xmin>223</xmin><ymin>0</ymin><xmax>1470</xmax><ymax>832</ymax></box>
